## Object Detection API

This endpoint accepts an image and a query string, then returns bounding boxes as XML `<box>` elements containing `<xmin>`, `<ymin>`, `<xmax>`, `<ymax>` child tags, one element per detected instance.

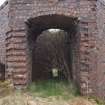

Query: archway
<box><xmin>32</xmin><ymin>29</ymin><xmax>72</xmax><ymax>81</ymax></box>
<box><xmin>26</xmin><ymin>14</ymin><xmax>80</xmax><ymax>84</ymax></box>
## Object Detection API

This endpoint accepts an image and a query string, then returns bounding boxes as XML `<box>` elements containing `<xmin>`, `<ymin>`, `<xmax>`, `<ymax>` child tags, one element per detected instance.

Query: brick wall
<box><xmin>7</xmin><ymin>0</ymin><xmax>79</xmax><ymax>88</ymax></box>
<box><xmin>96</xmin><ymin>0</ymin><xmax>105</xmax><ymax>98</ymax></box>
<box><xmin>7</xmin><ymin>0</ymin><xmax>98</xmax><ymax>94</ymax></box>
<box><xmin>0</xmin><ymin>1</ymin><xmax>9</xmax><ymax>64</ymax></box>
<box><xmin>0</xmin><ymin>1</ymin><xmax>9</xmax><ymax>80</ymax></box>
<box><xmin>1</xmin><ymin>0</ymin><xmax>105</xmax><ymax>99</ymax></box>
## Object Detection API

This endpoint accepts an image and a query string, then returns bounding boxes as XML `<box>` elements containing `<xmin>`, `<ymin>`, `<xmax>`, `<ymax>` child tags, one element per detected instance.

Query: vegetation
<box><xmin>0</xmin><ymin>80</ymin><xmax>105</xmax><ymax>105</ymax></box>
<box><xmin>27</xmin><ymin>80</ymin><xmax>80</xmax><ymax>99</ymax></box>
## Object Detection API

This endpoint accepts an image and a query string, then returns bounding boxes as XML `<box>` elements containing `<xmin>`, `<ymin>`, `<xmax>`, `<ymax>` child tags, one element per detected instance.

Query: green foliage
<box><xmin>27</xmin><ymin>80</ymin><xmax>80</xmax><ymax>100</ymax></box>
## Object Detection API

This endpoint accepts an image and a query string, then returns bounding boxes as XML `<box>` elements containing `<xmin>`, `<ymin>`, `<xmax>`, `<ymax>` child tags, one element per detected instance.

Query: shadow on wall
<box><xmin>0</xmin><ymin>63</ymin><xmax>5</xmax><ymax>81</ymax></box>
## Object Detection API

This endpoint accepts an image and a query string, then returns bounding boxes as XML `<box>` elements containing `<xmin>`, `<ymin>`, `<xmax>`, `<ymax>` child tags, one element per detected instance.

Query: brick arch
<box><xmin>5</xmin><ymin>0</ymin><xmax>99</xmax><ymax>98</ymax></box>
<box><xmin>26</xmin><ymin>14</ymin><xmax>80</xmax><ymax>88</ymax></box>
<box><xmin>6</xmin><ymin>12</ymin><xmax>92</xmax><ymax>96</ymax></box>
<box><xmin>26</xmin><ymin>14</ymin><xmax>78</xmax><ymax>45</ymax></box>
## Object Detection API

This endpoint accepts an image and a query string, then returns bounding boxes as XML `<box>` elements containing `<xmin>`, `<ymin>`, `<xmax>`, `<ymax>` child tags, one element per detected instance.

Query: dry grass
<box><xmin>0</xmin><ymin>91</ymin><xmax>98</xmax><ymax>105</ymax></box>
<box><xmin>0</xmin><ymin>81</ymin><xmax>104</xmax><ymax>105</ymax></box>
<box><xmin>0</xmin><ymin>81</ymin><xmax>14</xmax><ymax>98</ymax></box>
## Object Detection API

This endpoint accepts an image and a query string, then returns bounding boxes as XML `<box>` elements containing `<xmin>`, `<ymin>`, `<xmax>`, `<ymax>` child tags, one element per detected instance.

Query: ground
<box><xmin>0</xmin><ymin>92</ymin><xmax>98</xmax><ymax>105</ymax></box>
<box><xmin>0</xmin><ymin>80</ymin><xmax>104</xmax><ymax>105</ymax></box>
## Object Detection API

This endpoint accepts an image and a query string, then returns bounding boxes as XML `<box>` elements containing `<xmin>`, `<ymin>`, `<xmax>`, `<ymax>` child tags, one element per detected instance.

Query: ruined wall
<box><xmin>96</xmin><ymin>0</ymin><xmax>105</xmax><ymax>98</ymax></box>
<box><xmin>7</xmin><ymin>0</ymin><xmax>98</xmax><ymax>96</ymax></box>
<box><xmin>0</xmin><ymin>1</ymin><xmax>9</xmax><ymax>64</ymax></box>
<box><xmin>7</xmin><ymin>0</ymin><xmax>79</xmax><ymax>87</ymax></box>
<box><xmin>1</xmin><ymin>0</ymin><xmax>105</xmax><ymax>98</ymax></box>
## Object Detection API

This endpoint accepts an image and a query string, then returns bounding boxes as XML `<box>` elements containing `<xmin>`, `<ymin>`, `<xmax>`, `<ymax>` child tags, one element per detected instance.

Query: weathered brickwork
<box><xmin>0</xmin><ymin>1</ymin><xmax>9</xmax><ymax>80</ymax></box>
<box><xmin>0</xmin><ymin>1</ymin><xmax>9</xmax><ymax>64</ymax></box>
<box><xmin>96</xmin><ymin>0</ymin><xmax>105</xmax><ymax>98</ymax></box>
<box><xmin>0</xmin><ymin>0</ymin><xmax>105</xmax><ymax>99</ymax></box>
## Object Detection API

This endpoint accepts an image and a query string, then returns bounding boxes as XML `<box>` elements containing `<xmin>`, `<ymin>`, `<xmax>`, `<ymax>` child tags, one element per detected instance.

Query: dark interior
<box><xmin>26</xmin><ymin>14</ymin><xmax>78</xmax><ymax>82</ymax></box>
<box><xmin>32</xmin><ymin>30</ymin><xmax>72</xmax><ymax>81</ymax></box>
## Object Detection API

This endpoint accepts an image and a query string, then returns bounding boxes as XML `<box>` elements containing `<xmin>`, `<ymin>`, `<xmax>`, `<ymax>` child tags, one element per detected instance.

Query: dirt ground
<box><xmin>0</xmin><ymin>92</ymin><xmax>97</xmax><ymax>105</ymax></box>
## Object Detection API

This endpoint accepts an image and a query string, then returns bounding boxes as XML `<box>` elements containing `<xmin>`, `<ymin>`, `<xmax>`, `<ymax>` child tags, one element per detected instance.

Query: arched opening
<box><xmin>26</xmin><ymin>14</ymin><xmax>80</xmax><ymax>84</ymax></box>
<box><xmin>32</xmin><ymin>29</ymin><xmax>72</xmax><ymax>81</ymax></box>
